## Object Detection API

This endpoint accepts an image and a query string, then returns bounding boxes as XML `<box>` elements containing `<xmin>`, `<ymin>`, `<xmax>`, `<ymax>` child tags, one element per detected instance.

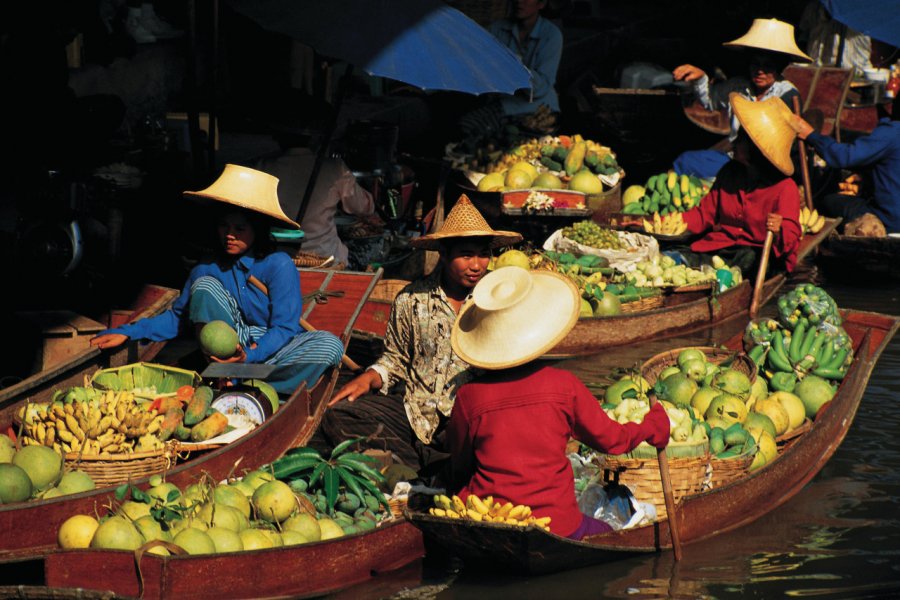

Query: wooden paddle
<box><xmin>792</xmin><ymin>96</ymin><xmax>814</xmax><ymax>210</ymax></box>
<box><xmin>749</xmin><ymin>230</ymin><xmax>775</xmax><ymax>319</ymax></box>
<box><xmin>649</xmin><ymin>393</ymin><xmax>683</xmax><ymax>560</ymax></box>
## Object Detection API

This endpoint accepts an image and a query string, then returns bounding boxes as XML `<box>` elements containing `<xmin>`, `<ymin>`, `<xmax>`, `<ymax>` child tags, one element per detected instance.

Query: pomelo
<box><xmin>173</xmin><ymin>528</ymin><xmax>216</xmax><ymax>555</ymax></box>
<box><xmin>147</xmin><ymin>481</ymin><xmax>181</xmax><ymax>507</ymax></box>
<box><xmin>207</xmin><ymin>526</ymin><xmax>244</xmax><ymax>553</ymax></box>
<box><xmin>592</xmin><ymin>293</ymin><xmax>621</xmax><ymax>317</ymax></box>
<box><xmin>259</xmin><ymin>529</ymin><xmax>284</xmax><ymax>547</ymax></box>
<box><xmin>704</xmin><ymin>393</ymin><xmax>748</xmax><ymax>426</ymax></box>
<box><xmin>317</xmin><ymin>518</ymin><xmax>345</xmax><ymax>540</ymax></box>
<box><xmin>754</xmin><ymin>398</ymin><xmax>790</xmax><ymax>436</ymax></box>
<box><xmin>119</xmin><ymin>500</ymin><xmax>151</xmax><ymax>521</ymax></box>
<box><xmin>281</xmin><ymin>530</ymin><xmax>310</xmax><ymax>546</ymax></box>
<box><xmin>504</xmin><ymin>168</ymin><xmax>533</xmax><ymax>190</ymax></box>
<box><xmin>680</xmin><ymin>358</ymin><xmax>707</xmax><ymax>383</ymax></box>
<box><xmin>91</xmin><ymin>516</ymin><xmax>143</xmax><ymax>550</ymax></box>
<box><xmin>58</xmin><ymin>514</ymin><xmax>100</xmax><ymax>549</ymax></box>
<box><xmin>690</xmin><ymin>386</ymin><xmax>720</xmax><ymax>418</ymax></box>
<box><xmin>749</xmin><ymin>377</ymin><xmax>769</xmax><ymax>406</ymax></box>
<box><xmin>198</xmin><ymin>502</ymin><xmax>243</xmax><ymax>531</ymax></box>
<box><xmin>0</xmin><ymin>463</ymin><xmax>33</xmax><ymax>503</ymax></box>
<box><xmin>133</xmin><ymin>515</ymin><xmax>171</xmax><ymax>543</ymax></box>
<box><xmin>494</xmin><ymin>250</ymin><xmax>531</xmax><ymax>270</ymax></box>
<box><xmin>711</xmin><ymin>369</ymin><xmax>752</xmax><ymax>400</ymax></box>
<box><xmin>215</xmin><ymin>485</ymin><xmax>252</xmax><ymax>519</ymax></box>
<box><xmin>579</xmin><ymin>298</ymin><xmax>593</xmax><ymax>318</ymax></box>
<box><xmin>57</xmin><ymin>470</ymin><xmax>95</xmax><ymax>496</ymax></box>
<box><xmin>241</xmin><ymin>469</ymin><xmax>274</xmax><ymax>491</ymax></box>
<box><xmin>283</xmin><ymin>513</ymin><xmax>322</xmax><ymax>542</ymax></box>
<box><xmin>605</xmin><ymin>378</ymin><xmax>640</xmax><ymax>406</ymax></box>
<box><xmin>532</xmin><ymin>172</ymin><xmax>564</xmax><ymax>189</ymax></box>
<box><xmin>744</xmin><ymin>411</ymin><xmax>777</xmax><ymax>439</ymax></box>
<box><xmin>239</xmin><ymin>528</ymin><xmax>274</xmax><ymax>550</ymax></box>
<box><xmin>41</xmin><ymin>487</ymin><xmax>62</xmax><ymax>499</ymax></box>
<box><xmin>623</xmin><ymin>184</ymin><xmax>646</xmax><ymax>206</ymax></box>
<box><xmin>0</xmin><ymin>436</ymin><xmax>15</xmax><ymax>463</ymax></box>
<box><xmin>509</xmin><ymin>161</ymin><xmax>539</xmax><ymax>183</ymax></box>
<box><xmin>793</xmin><ymin>375</ymin><xmax>835</xmax><ymax>419</ymax></box>
<box><xmin>12</xmin><ymin>445</ymin><xmax>63</xmax><ymax>491</ymax></box>
<box><xmin>568</xmin><ymin>170</ymin><xmax>603</xmax><ymax>195</ymax></box>
<box><xmin>199</xmin><ymin>320</ymin><xmax>239</xmax><ymax>359</ymax></box>
<box><xmin>476</xmin><ymin>172</ymin><xmax>505</xmax><ymax>192</ymax></box>
<box><xmin>677</xmin><ymin>349</ymin><xmax>706</xmax><ymax>371</ymax></box>
<box><xmin>770</xmin><ymin>391</ymin><xmax>806</xmax><ymax>431</ymax></box>
<box><xmin>658</xmin><ymin>366</ymin><xmax>681</xmax><ymax>382</ymax></box>
<box><xmin>252</xmin><ymin>480</ymin><xmax>297</xmax><ymax>523</ymax></box>
<box><xmin>660</xmin><ymin>373</ymin><xmax>697</xmax><ymax>407</ymax></box>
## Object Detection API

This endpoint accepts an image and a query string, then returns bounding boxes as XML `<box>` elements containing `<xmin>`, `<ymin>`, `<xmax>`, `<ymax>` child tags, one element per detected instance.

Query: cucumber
<box><xmin>540</xmin><ymin>156</ymin><xmax>563</xmax><ymax>171</ymax></box>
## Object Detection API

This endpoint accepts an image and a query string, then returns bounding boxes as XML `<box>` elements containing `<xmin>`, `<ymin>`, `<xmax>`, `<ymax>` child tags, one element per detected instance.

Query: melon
<box><xmin>199</xmin><ymin>320</ymin><xmax>239</xmax><ymax>359</ymax></box>
<box><xmin>0</xmin><ymin>463</ymin><xmax>33</xmax><ymax>503</ymax></box>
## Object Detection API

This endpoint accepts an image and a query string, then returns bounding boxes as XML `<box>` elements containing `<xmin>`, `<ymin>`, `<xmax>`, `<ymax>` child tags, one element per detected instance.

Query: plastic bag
<box><xmin>777</xmin><ymin>283</ymin><xmax>842</xmax><ymax>329</ymax></box>
<box><xmin>742</xmin><ymin>317</ymin><xmax>781</xmax><ymax>352</ymax></box>
<box><xmin>543</xmin><ymin>228</ymin><xmax>659</xmax><ymax>273</ymax></box>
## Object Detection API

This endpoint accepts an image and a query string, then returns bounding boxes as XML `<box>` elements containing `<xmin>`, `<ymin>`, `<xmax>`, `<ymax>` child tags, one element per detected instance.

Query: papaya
<box><xmin>156</xmin><ymin>397</ymin><xmax>183</xmax><ymax>414</ymax></box>
<box><xmin>190</xmin><ymin>412</ymin><xmax>229</xmax><ymax>442</ymax></box>
<box><xmin>184</xmin><ymin>386</ymin><xmax>214</xmax><ymax>426</ymax></box>
<box><xmin>564</xmin><ymin>141</ymin><xmax>587</xmax><ymax>176</ymax></box>
<box><xmin>158</xmin><ymin>407</ymin><xmax>185</xmax><ymax>442</ymax></box>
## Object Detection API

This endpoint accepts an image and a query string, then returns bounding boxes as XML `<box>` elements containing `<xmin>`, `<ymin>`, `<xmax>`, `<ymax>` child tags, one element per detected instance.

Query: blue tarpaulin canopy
<box><xmin>821</xmin><ymin>0</ymin><xmax>900</xmax><ymax>48</ymax></box>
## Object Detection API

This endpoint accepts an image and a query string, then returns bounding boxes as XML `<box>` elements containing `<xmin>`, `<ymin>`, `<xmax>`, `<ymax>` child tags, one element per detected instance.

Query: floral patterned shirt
<box><xmin>369</xmin><ymin>269</ymin><xmax>478</xmax><ymax>444</ymax></box>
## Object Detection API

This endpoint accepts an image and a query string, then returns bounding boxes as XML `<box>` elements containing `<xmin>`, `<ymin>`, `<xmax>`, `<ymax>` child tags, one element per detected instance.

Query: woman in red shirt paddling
<box><xmin>446</xmin><ymin>267</ymin><xmax>670</xmax><ymax>540</ymax></box>
<box><xmin>681</xmin><ymin>92</ymin><xmax>802</xmax><ymax>274</ymax></box>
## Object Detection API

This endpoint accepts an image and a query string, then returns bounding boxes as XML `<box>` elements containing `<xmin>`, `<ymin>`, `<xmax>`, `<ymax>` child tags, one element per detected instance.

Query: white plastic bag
<box><xmin>543</xmin><ymin>228</ymin><xmax>660</xmax><ymax>273</ymax></box>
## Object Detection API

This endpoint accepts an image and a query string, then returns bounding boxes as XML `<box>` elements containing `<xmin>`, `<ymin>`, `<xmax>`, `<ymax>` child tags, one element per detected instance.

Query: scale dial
<box><xmin>210</xmin><ymin>390</ymin><xmax>273</xmax><ymax>428</ymax></box>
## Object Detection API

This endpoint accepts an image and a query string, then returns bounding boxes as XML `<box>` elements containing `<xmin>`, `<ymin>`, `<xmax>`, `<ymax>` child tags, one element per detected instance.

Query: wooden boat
<box><xmin>819</xmin><ymin>231</ymin><xmax>900</xmax><ymax>280</ymax></box>
<box><xmin>408</xmin><ymin>308</ymin><xmax>899</xmax><ymax>574</ymax></box>
<box><xmin>546</xmin><ymin>218</ymin><xmax>838</xmax><ymax>356</ymax></box>
<box><xmin>43</xmin><ymin>518</ymin><xmax>424</xmax><ymax>600</ymax></box>
<box><xmin>0</xmin><ymin>268</ymin><xmax>381</xmax><ymax>562</ymax></box>
<box><xmin>0</xmin><ymin>284</ymin><xmax>179</xmax><ymax>408</ymax></box>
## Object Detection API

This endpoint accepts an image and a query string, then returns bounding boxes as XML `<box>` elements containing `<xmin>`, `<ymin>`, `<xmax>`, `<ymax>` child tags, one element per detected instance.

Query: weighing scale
<box><xmin>201</xmin><ymin>363</ymin><xmax>279</xmax><ymax>427</ymax></box>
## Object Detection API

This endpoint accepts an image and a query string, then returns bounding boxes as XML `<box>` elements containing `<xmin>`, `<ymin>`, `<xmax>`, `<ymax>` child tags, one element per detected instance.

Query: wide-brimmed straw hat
<box><xmin>730</xmin><ymin>93</ymin><xmax>797</xmax><ymax>176</ymax></box>
<box><xmin>451</xmin><ymin>267</ymin><xmax>579</xmax><ymax>370</ymax></box>
<box><xmin>410</xmin><ymin>195</ymin><xmax>522</xmax><ymax>250</ymax></box>
<box><xmin>723</xmin><ymin>18</ymin><xmax>811</xmax><ymax>62</ymax></box>
<box><xmin>184</xmin><ymin>164</ymin><xmax>301</xmax><ymax>230</ymax></box>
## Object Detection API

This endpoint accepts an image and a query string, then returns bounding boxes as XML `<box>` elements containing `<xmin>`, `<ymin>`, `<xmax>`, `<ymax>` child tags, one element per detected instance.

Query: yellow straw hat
<box><xmin>723</xmin><ymin>18</ymin><xmax>812</xmax><ymax>62</ymax></box>
<box><xmin>410</xmin><ymin>194</ymin><xmax>522</xmax><ymax>250</ymax></box>
<box><xmin>184</xmin><ymin>164</ymin><xmax>301</xmax><ymax>229</ymax></box>
<box><xmin>451</xmin><ymin>267</ymin><xmax>579</xmax><ymax>370</ymax></box>
<box><xmin>730</xmin><ymin>93</ymin><xmax>797</xmax><ymax>176</ymax></box>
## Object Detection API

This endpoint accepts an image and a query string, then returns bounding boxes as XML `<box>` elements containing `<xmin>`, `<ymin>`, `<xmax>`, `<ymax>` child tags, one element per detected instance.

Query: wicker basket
<box><xmin>291</xmin><ymin>251</ymin><xmax>343</xmax><ymax>269</ymax></box>
<box><xmin>65</xmin><ymin>443</ymin><xmax>176</xmax><ymax>487</ymax></box>
<box><xmin>776</xmin><ymin>417</ymin><xmax>812</xmax><ymax>445</ymax></box>
<box><xmin>708</xmin><ymin>451</ymin><xmax>755</xmax><ymax>489</ymax></box>
<box><xmin>369</xmin><ymin>279</ymin><xmax>411</xmax><ymax>304</ymax></box>
<box><xmin>388</xmin><ymin>497</ymin><xmax>408</xmax><ymax>519</ymax></box>
<box><xmin>599</xmin><ymin>454</ymin><xmax>710</xmax><ymax>520</ymax></box>
<box><xmin>641</xmin><ymin>346</ymin><xmax>757</xmax><ymax>387</ymax></box>
<box><xmin>620</xmin><ymin>294</ymin><xmax>665</xmax><ymax>313</ymax></box>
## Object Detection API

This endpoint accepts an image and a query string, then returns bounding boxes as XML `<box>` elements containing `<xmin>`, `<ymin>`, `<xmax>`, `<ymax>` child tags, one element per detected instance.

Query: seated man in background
<box><xmin>789</xmin><ymin>94</ymin><xmax>900</xmax><ymax>236</ymax></box>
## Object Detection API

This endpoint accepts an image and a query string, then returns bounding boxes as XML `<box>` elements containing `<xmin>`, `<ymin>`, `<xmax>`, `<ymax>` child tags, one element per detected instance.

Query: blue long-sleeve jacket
<box><xmin>489</xmin><ymin>16</ymin><xmax>562</xmax><ymax>116</ymax></box>
<box><xmin>104</xmin><ymin>252</ymin><xmax>302</xmax><ymax>363</ymax></box>
<box><xmin>806</xmin><ymin>118</ymin><xmax>900</xmax><ymax>233</ymax></box>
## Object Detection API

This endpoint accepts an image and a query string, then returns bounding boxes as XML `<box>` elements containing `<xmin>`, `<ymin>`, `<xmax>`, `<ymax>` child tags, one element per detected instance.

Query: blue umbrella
<box><xmin>821</xmin><ymin>0</ymin><xmax>900</xmax><ymax>48</ymax></box>
<box><xmin>226</xmin><ymin>0</ymin><xmax>532</xmax><ymax>95</ymax></box>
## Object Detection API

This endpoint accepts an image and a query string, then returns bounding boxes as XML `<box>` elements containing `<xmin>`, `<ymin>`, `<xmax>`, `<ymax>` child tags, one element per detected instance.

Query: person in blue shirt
<box><xmin>488</xmin><ymin>0</ymin><xmax>563</xmax><ymax>118</ymax></box>
<box><xmin>90</xmin><ymin>164</ymin><xmax>345</xmax><ymax>395</ymax></box>
<box><xmin>790</xmin><ymin>94</ymin><xmax>900</xmax><ymax>234</ymax></box>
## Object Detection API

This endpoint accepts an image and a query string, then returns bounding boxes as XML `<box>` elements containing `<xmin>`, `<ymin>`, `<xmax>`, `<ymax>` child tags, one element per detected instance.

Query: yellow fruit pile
<box><xmin>800</xmin><ymin>207</ymin><xmax>825</xmax><ymax>235</ymax></box>
<box><xmin>642</xmin><ymin>212</ymin><xmax>688</xmax><ymax>235</ymax></box>
<box><xmin>429</xmin><ymin>494</ymin><xmax>551</xmax><ymax>530</ymax></box>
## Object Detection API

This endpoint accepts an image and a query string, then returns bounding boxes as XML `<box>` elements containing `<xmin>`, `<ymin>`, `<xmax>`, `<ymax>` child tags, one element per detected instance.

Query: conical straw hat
<box><xmin>723</xmin><ymin>18</ymin><xmax>811</xmax><ymax>61</ymax></box>
<box><xmin>410</xmin><ymin>195</ymin><xmax>522</xmax><ymax>250</ymax></box>
<box><xmin>452</xmin><ymin>267</ymin><xmax>579</xmax><ymax>370</ymax></box>
<box><xmin>730</xmin><ymin>93</ymin><xmax>797</xmax><ymax>176</ymax></box>
<box><xmin>184</xmin><ymin>164</ymin><xmax>300</xmax><ymax>229</ymax></box>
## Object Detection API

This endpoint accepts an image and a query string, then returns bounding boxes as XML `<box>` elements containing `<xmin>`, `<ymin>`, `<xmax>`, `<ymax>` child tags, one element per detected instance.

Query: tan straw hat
<box><xmin>730</xmin><ymin>92</ymin><xmax>797</xmax><ymax>176</ymax></box>
<box><xmin>451</xmin><ymin>267</ymin><xmax>579</xmax><ymax>370</ymax></box>
<box><xmin>723</xmin><ymin>18</ymin><xmax>812</xmax><ymax>61</ymax></box>
<box><xmin>410</xmin><ymin>194</ymin><xmax>522</xmax><ymax>250</ymax></box>
<box><xmin>184</xmin><ymin>164</ymin><xmax>301</xmax><ymax>229</ymax></box>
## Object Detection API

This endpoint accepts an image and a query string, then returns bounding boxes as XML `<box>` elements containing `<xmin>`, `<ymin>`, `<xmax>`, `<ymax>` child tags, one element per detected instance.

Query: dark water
<box><xmin>371</xmin><ymin>277</ymin><xmax>900</xmax><ymax>600</ymax></box>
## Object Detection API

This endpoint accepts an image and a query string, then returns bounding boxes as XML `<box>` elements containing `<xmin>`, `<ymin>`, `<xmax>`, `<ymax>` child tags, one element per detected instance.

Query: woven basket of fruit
<box><xmin>599</xmin><ymin>452</ymin><xmax>710</xmax><ymax>520</ymax></box>
<box><xmin>619</xmin><ymin>293</ymin><xmax>665</xmax><ymax>313</ymax></box>
<box><xmin>65</xmin><ymin>443</ymin><xmax>177</xmax><ymax>487</ymax></box>
<box><xmin>90</xmin><ymin>363</ymin><xmax>202</xmax><ymax>395</ymax></box>
<box><xmin>640</xmin><ymin>347</ymin><xmax>757</xmax><ymax>387</ymax></box>
<box><xmin>708</xmin><ymin>447</ymin><xmax>755</xmax><ymax>489</ymax></box>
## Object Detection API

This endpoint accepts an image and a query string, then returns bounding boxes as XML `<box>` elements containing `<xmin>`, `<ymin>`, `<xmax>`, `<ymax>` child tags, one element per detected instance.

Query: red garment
<box><xmin>682</xmin><ymin>163</ymin><xmax>802</xmax><ymax>272</ymax></box>
<box><xmin>447</xmin><ymin>365</ymin><xmax>670</xmax><ymax>538</ymax></box>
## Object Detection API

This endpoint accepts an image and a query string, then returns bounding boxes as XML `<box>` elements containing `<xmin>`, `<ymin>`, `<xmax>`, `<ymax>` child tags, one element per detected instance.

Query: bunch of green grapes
<box><xmin>561</xmin><ymin>221</ymin><xmax>623</xmax><ymax>250</ymax></box>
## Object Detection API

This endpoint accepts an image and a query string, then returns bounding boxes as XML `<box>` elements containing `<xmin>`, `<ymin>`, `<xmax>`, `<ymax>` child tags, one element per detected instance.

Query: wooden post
<box><xmin>649</xmin><ymin>394</ymin><xmax>682</xmax><ymax>560</ymax></box>
<box><xmin>793</xmin><ymin>96</ymin><xmax>814</xmax><ymax>210</ymax></box>
<box><xmin>750</xmin><ymin>231</ymin><xmax>774</xmax><ymax>319</ymax></box>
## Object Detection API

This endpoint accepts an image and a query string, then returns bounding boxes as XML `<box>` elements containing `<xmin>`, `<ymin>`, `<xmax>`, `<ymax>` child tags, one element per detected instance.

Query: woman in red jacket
<box><xmin>681</xmin><ymin>93</ymin><xmax>802</xmax><ymax>274</ymax></box>
<box><xmin>447</xmin><ymin>267</ymin><xmax>670</xmax><ymax>540</ymax></box>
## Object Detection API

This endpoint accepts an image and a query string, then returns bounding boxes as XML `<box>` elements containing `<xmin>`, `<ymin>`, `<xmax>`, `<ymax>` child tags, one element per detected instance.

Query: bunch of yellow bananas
<box><xmin>429</xmin><ymin>494</ymin><xmax>551</xmax><ymax>530</ymax></box>
<box><xmin>799</xmin><ymin>206</ymin><xmax>825</xmax><ymax>235</ymax></box>
<box><xmin>18</xmin><ymin>390</ymin><xmax>165</xmax><ymax>456</ymax></box>
<box><xmin>642</xmin><ymin>211</ymin><xmax>688</xmax><ymax>235</ymax></box>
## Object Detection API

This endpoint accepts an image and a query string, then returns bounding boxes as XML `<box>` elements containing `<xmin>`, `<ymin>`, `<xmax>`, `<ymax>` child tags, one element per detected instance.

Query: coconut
<box><xmin>12</xmin><ymin>445</ymin><xmax>63</xmax><ymax>491</ymax></box>
<box><xmin>0</xmin><ymin>463</ymin><xmax>33</xmax><ymax>503</ymax></box>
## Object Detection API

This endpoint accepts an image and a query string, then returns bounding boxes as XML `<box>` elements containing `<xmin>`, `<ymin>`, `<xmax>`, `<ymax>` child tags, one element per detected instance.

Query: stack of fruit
<box><xmin>799</xmin><ymin>206</ymin><xmax>826</xmax><ymax>235</ymax></box>
<box><xmin>626</xmin><ymin>254</ymin><xmax>740</xmax><ymax>290</ymax></box>
<box><xmin>560</xmin><ymin>221</ymin><xmax>625</xmax><ymax>250</ymax></box>
<box><xmin>621</xmin><ymin>171</ymin><xmax>711</xmax><ymax>216</ymax></box>
<box><xmin>0</xmin><ymin>440</ymin><xmax>96</xmax><ymax>503</ymax></box>
<box><xmin>641</xmin><ymin>211</ymin><xmax>689</xmax><ymax>236</ymax></box>
<box><xmin>428</xmin><ymin>494</ymin><xmax>550</xmax><ymax>530</ymax></box>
